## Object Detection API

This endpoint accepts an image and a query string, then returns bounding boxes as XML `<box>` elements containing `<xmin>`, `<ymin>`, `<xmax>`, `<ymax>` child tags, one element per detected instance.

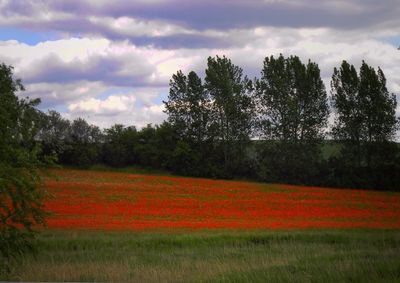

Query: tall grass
<box><xmin>6</xmin><ymin>229</ymin><xmax>400</xmax><ymax>282</ymax></box>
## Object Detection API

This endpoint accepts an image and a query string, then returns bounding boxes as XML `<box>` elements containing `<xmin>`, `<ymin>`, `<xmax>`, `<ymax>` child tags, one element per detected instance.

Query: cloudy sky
<box><xmin>0</xmin><ymin>0</ymin><xmax>399</xmax><ymax>128</ymax></box>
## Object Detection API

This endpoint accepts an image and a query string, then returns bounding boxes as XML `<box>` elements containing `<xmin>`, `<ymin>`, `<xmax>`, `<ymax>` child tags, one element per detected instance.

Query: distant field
<box><xmin>4</xmin><ymin>168</ymin><xmax>400</xmax><ymax>282</ymax></box>
<box><xmin>44</xmin><ymin>168</ymin><xmax>400</xmax><ymax>230</ymax></box>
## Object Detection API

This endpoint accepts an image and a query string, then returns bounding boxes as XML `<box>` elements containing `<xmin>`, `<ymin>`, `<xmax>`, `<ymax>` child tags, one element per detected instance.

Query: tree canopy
<box><xmin>205</xmin><ymin>56</ymin><xmax>254</xmax><ymax>175</ymax></box>
<box><xmin>331</xmin><ymin>60</ymin><xmax>398</xmax><ymax>143</ymax></box>
<box><xmin>330</xmin><ymin>60</ymin><xmax>399</xmax><ymax>188</ymax></box>
<box><xmin>254</xmin><ymin>54</ymin><xmax>329</xmax><ymax>183</ymax></box>
<box><xmin>256</xmin><ymin>54</ymin><xmax>329</xmax><ymax>142</ymax></box>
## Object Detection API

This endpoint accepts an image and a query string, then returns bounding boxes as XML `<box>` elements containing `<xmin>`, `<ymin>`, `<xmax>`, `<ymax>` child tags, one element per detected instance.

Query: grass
<box><xmin>6</xmin><ymin>229</ymin><xmax>400</xmax><ymax>282</ymax></box>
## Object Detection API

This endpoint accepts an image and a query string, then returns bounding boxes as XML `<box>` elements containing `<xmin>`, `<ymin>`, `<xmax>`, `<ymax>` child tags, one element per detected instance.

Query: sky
<box><xmin>0</xmin><ymin>0</ymin><xmax>399</xmax><ymax>129</ymax></box>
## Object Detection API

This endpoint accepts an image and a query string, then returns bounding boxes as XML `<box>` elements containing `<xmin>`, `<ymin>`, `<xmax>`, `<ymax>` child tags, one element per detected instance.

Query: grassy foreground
<box><xmin>6</xmin><ymin>229</ymin><xmax>400</xmax><ymax>282</ymax></box>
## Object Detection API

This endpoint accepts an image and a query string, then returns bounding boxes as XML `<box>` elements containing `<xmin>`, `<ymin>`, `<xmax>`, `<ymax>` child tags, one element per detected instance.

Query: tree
<box><xmin>103</xmin><ymin>124</ymin><xmax>130</xmax><ymax>167</ymax></box>
<box><xmin>0</xmin><ymin>63</ymin><xmax>46</xmax><ymax>273</ymax></box>
<box><xmin>132</xmin><ymin>124</ymin><xmax>162</xmax><ymax>168</ymax></box>
<box><xmin>331</xmin><ymin>61</ymin><xmax>361</xmax><ymax>143</ymax></box>
<box><xmin>164</xmin><ymin>70</ymin><xmax>215</xmax><ymax>176</ymax></box>
<box><xmin>37</xmin><ymin>110</ymin><xmax>71</xmax><ymax>162</ymax></box>
<box><xmin>204</xmin><ymin>56</ymin><xmax>254</xmax><ymax>176</ymax></box>
<box><xmin>256</xmin><ymin>54</ymin><xmax>328</xmax><ymax>142</ymax></box>
<box><xmin>331</xmin><ymin>61</ymin><xmax>398</xmax><ymax>151</ymax></box>
<box><xmin>255</xmin><ymin>54</ymin><xmax>329</xmax><ymax>183</ymax></box>
<box><xmin>153</xmin><ymin>122</ymin><xmax>180</xmax><ymax>170</ymax></box>
<box><xmin>103</xmin><ymin>124</ymin><xmax>138</xmax><ymax>167</ymax></box>
<box><xmin>165</xmin><ymin>70</ymin><xmax>210</xmax><ymax>143</ymax></box>
<box><xmin>62</xmin><ymin>118</ymin><xmax>102</xmax><ymax>167</ymax></box>
<box><xmin>331</xmin><ymin>61</ymin><xmax>399</xmax><ymax>189</ymax></box>
<box><xmin>359</xmin><ymin>62</ymin><xmax>398</xmax><ymax>143</ymax></box>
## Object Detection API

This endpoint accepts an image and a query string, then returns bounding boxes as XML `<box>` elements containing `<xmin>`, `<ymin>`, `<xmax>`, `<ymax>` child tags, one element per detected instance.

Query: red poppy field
<box><xmin>44</xmin><ymin>168</ymin><xmax>400</xmax><ymax>231</ymax></box>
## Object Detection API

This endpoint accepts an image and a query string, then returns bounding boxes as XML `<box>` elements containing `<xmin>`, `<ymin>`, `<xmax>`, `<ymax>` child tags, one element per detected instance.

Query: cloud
<box><xmin>65</xmin><ymin>94</ymin><xmax>166</xmax><ymax>128</ymax></box>
<box><xmin>1</xmin><ymin>1</ymin><xmax>399</xmax><ymax>49</ymax></box>
<box><xmin>68</xmin><ymin>95</ymin><xmax>136</xmax><ymax>115</ymax></box>
<box><xmin>0</xmin><ymin>38</ymin><xmax>110</xmax><ymax>68</ymax></box>
<box><xmin>0</xmin><ymin>38</ymin><xmax>170</xmax><ymax>88</ymax></box>
<box><xmin>23</xmin><ymin>52</ymin><xmax>154</xmax><ymax>87</ymax></box>
<box><xmin>1</xmin><ymin>1</ymin><xmax>399</xmax><ymax>30</ymax></box>
<box><xmin>23</xmin><ymin>81</ymin><xmax>108</xmax><ymax>109</ymax></box>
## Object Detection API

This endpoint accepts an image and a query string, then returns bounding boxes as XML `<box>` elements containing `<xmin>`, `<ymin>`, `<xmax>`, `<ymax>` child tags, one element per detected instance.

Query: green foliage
<box><xmin>330</xmin><ymin>61</ymin><xmax>400</xmax><ymax>189</ymax></box>
<box><xmin>165</xmin><ymin>70</ymin><xmax>210</xmax><ymax>143</ymax></box>
<box><xmin>331</xmin><ymin>61</ymin><xmax>398</xmax><ymax>143</ymax></box>
<box><xmin>204</xmin><ymin>56</ymin><xmax>255</xmax><ymax>176</ymax></box>
<box><xmin>102</xmin><ymin>124</ymin><xmax>137</xmax><ymax>167</ymax></box>
<box><xmin>256</xmin><ymin>54</ymin><xmax>329</xmax><ymax>141</ymax></box>
<box><xmin>170</xmin><ymin>140</ymin><xmax>198</xmax><ymax>175</ymax></box>
<box><xmin>61</xmin><ymin>118</ymin><xmax>102</xmax><ymax>167</ymax></box>
<box><xmin>255</xmin><ymin>55</ymin><xmax>329</xmax><ymax>183</ymax></box>
<box><xmin>164</xmin><ymin>57</ymin><xmax>255</xmax><ymax>178</ymax></box>
<box><xmin>37</xmin><ymin>110</ymin><xmax>71</xmax><ymax>161</ymax></box>
<box><xmin>0</xmin><ymin>63</ymin><xmax>46</xmax><ymax>274</ymax></box>
<box><xmin>165</xmin><ymin>69</ymin><xmax>217</xmax><ymax>177</ymax></box>
<box><xmin>331</xmin><ymin>61</ymin><xmax>363</xmax><ymax>142</ymax></box>
<box><xmin>257</xmin><ymin>141</ymin><xmax>326</xmax><ymax>184</ymax></box>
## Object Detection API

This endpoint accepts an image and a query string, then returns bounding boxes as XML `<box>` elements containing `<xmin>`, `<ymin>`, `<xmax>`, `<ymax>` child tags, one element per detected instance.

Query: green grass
<box><xmin>5</xmin><ymin>229</ymin><xmax>400</xmax><ymax>282</ymax></box>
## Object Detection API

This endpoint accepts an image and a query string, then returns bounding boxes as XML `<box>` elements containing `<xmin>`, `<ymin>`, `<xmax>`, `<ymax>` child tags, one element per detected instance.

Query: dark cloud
<box><xmin>0</xmin><ymin>0</ymin><xmax>38</xmax><ymax>16</ymax></box>
<box><xmin>23</xmin><ymin>53</ymin><xmax>157</xmax><ymax>87</ymax></box>
<box><xmin>1</xmin><ymin>0</ymin><xmax>399</xmax><ymax>49</ymax></box>
<box><xmin>127</xmin><ymin>34</ymin><xmax>233</xmax><ymax>49</ymax></box>
<box><xmin>0</xmin><ymin>13</ymin><xmax>234</xmax><ymax>49</ymax></box>
<box><xmin>57</xmin><ymin>19</ymin><xmax>234</xmax><ymax>49</ymax></box>
<box><xmin>46</xmin><ymin>0</ymin><xmax>400</xmax><ymax>30</ymax></box>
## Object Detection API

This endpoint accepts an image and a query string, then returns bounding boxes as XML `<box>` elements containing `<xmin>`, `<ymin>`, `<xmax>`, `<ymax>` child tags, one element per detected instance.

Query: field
<box><xmin>6</xmin><ymin>168</ymin><xmax>400</xmax><ymax>282</ymax></box>
<box><xmin>44</xmin><ymin>168</ymin><xmax>400</xmax><ymax>230</ymax></box>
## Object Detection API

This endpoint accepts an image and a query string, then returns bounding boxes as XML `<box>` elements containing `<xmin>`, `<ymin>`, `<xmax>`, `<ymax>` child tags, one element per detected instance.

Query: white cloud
<box><xmin>0</xmin><ymin>38</ymin><xmax>110</xmax><ymax>68</ymax></box>
<box><xmin>68</xmin><ymin>95</ymin><xmax>135</xmax><ymax>115</ymax></box>
<box><xmin>65</xmin><ymin>94</ymin><xmax>166</xmax><ymax>128</ymax></box>
<box><xmin>21</xmin><ymin>81</ymin><xmax>108</xmax><ymax>108</ymax></box>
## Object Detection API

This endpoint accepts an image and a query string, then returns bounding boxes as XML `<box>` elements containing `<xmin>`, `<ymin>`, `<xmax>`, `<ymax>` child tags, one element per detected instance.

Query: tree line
<box><xmin>1</xmin><ymin>54</ymin><xmax>399</xmax><ymax>192</ymax></box>
<box><xmin>33</xmin><ymin>54</ymin><xmax>399</xmax><ymax>190</ymax></box>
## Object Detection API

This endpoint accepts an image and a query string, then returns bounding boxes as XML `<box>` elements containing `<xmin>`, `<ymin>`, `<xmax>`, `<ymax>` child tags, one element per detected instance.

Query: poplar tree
<box><xmin>204</xmin><ymin>56</ymin><xmax>254</xmax><ymax>176</ymax></box>
<box><xmin>165</xmin><ymin>70</ymin><xmax>213</xmax><ymax>175</ymax></box>
<box><xmin>165</xmin><ymin>70</ymin><xmax>209</xmax><ymax>143</ymax></box>
<box><xmin>331</xmin><ymin>61</ymin><xmax>399</xmax><ymax>188</ymax></box>
<box><xmin>256</xmin><ymin>54</ymin><xmax>329</xmax><ymax>183</ymax></box>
